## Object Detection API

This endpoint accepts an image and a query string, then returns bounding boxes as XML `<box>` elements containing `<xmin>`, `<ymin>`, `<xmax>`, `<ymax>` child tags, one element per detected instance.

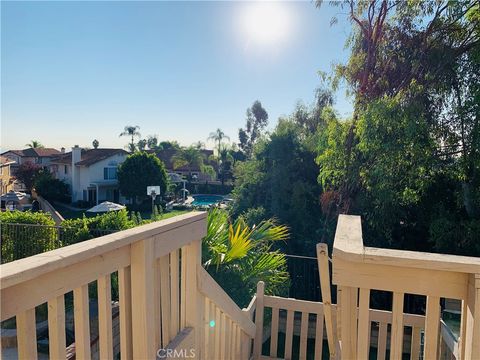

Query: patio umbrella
<box><xmin>87</xmin><ymin>201</ymin><xmax>126</xmax><ymax>213</ymax></box>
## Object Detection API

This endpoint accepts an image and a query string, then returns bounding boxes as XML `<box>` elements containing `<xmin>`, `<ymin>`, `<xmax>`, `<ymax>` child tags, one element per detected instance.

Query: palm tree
<box><xmin>119</xmin><ymin>125</ymin><xmax>141</xmax><ymax>152</ymax></box>
<box><xmin>203</xmin><ymin>208</ymin><xmax>290</xmax><ymax>307</ymax></box>
<box><xmin>208</xmin><ymin>128</ymin><xmax>230</xmax><ymax>155</ymax></box>
<box><xmin>216</xmin><ymin>144</ymin><xmax>234</xmax><ymax>185</ymax></box>
<box><xmin>25</xmin><ymin>140</ymin><xmax>44</xmax><ymax>148</ymax></box>
<box><xmin>172</xmin><ymin>146</ymin><xmax>208</xmax><ymax>180</ymax></box>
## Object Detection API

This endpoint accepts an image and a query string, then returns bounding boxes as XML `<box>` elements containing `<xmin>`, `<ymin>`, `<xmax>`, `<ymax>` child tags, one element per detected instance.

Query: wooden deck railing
<box><xmin>332</xmin><ymin>215</ymin><xmax>480</xmax><ymax>360</ymax></box>
<box><xmin>0</xmin><ymin>212</ymin><xmax>255</xmax><ymax>360</ymax></box>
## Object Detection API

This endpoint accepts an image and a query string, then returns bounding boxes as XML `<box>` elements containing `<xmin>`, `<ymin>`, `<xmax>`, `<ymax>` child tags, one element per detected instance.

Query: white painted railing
<box><xmin>332</xmin><ymin>215</ymin><xmax>480</xmax><ymax>360</ymax></box>
<box><xmin>0</xmin><ymin>212</ymin><xmax>255</xmax><ymax>360</ymax></box>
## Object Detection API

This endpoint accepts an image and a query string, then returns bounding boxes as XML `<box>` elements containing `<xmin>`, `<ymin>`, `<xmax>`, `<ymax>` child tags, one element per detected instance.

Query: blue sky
<box><xmin>1</xmin><ymin>1</ymin><xmax>352</xmax><ymax>151</ymax></box>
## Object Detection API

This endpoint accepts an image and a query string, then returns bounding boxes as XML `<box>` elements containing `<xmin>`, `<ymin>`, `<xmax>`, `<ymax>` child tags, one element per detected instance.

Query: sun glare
<box><xmin>240</xmin><ymin>2</ymin><xmax>291</xmax><ymax>47</ymax></box>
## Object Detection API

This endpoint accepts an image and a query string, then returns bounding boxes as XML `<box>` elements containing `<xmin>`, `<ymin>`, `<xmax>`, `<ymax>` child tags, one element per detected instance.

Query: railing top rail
<box><xmin>333</xmin><ymin>214</ymin><xmax>480</xmax><ymax>274</ymax></box>
<box><xmin>0</xmin><ymin>212</ymin><xmax>206</xmax><ymax>290</ymax></box>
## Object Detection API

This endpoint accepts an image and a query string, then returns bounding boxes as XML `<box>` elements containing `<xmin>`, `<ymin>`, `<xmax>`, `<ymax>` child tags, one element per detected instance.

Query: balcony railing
<box><xmin>1</xmin><ymin>212</ymin><xmax>478</xmax><ymax>359</ymax></box>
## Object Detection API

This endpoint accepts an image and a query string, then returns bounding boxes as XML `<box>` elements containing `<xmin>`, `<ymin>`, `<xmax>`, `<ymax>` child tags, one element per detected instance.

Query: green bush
<box><xmin>34</xmin><ymin>172</ymin><xmax>70</xmax><ymax>202</ymax></box>
<box><xmin>0</xmin><ymin>210</ymin><xmax>58</xmax><ymax>263</ymax></box>
<box><xmin>61</xmin><ymin>209</ymin><xmax>135</xmax><ymax>245</ymax></box>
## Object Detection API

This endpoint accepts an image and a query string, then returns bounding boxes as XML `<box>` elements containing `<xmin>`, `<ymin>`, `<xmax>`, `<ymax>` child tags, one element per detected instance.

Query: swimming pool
<box><xmin>191</xmin><ymin>194</ymin><xmax>224</xmax><ymax>206</ymax></box>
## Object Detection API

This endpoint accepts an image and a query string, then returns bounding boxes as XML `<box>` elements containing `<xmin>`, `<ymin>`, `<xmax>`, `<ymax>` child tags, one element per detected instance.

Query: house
<box><xmin>50</xmin><ymin>146</ymin><xmax>129</xmax><ymax>205</ymax></box>
<box><xmin>0</xmin><ymin>156</ymin><xmax>16</xmax><ymax>195</ymax></box>
<box><xmin>154</xmin><ymin>149</ymin><xmax>216</xmax><ymax>182</ymax></box>
<box><xmin>1</xmin><ymin>147</ymin><xmax>62</xmax><ymax>174</ymax></box>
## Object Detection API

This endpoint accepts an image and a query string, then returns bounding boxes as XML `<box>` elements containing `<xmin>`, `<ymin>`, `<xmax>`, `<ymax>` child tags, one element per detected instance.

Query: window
<box><xmin>0</xmin><ymin>166</ymin><xmax>3</xmax><ymax>175</ymax></box>
<box><xmin>104</xmin><ymin>167</ymin><xmax>117</xmax><ymax>180</ymax></box>
<box><xmin>64</xmin><ymin>165</ymin><xmax>68</xmax><ymax>174</ymax></box>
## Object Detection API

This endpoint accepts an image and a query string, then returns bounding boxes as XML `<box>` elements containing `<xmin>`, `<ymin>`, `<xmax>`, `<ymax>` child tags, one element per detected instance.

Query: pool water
<box><xmin>191</xmin><ymin>194</ymin><xmax>224</xmax><ymax>206</ymax></box>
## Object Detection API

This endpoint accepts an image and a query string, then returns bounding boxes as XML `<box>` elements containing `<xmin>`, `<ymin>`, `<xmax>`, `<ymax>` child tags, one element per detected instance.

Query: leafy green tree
<box><xmin>159</xmin><ymin>140</ymin><xmax>180</xmax><ymax>150</ymax></box>
<box><xmin>172</xmin><ymin>146</ymin><xmax>212</xmax><ymax>180</ymax></box>
<box><xmin>92</xmin><ymin>139</ymin><xmax>99</xmax><ymax>149</ymax></box>
<box><xmin>137</xmin><ymin>139</ymin><xmax>147</xmax><ymax>151</ymax></box>
<box><xmin>203</xmin><ymin>208</ymin><xmax>290</xmax><ymax>307</ymax></box>
<box><xmin>117</xmin><ymin>152</ymin><xmax>168</xmax><ymax>204</ymax></box>
<box><xmin>238</xmin><ymin>101</ymin><xmax>269</xmax><ymax>158</ymax></box>
<box><xmin>25</xmin><ymin>140</ymin><xmax>44</xmax><ymax>148</ymax></box>
<box><xmin>15</xmin><ymin>161</ymin><xmax>43</xmax><ymax>191</ymax></box>
<box><xmin>233</xmin><ymin>119</ymin><xmax>323</xmax><ymax>254</ymax></box>
<box><xmin>119</xmin><ymin>125</ymin><xmax>141</xmax><ymax>152</ymax></box>
<box><xmin>147</xmin><ymin>135</ymin><xmax>161</xmax><ymax>150</ymax></box>
<box><xmin>34</xmin><ymin>172</ymin><xmax>70</xmax><ymax>202</ymax></box>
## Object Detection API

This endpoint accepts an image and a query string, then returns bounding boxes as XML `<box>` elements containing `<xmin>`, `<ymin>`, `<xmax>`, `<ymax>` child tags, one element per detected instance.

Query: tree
<box><xmin>172</xmin><ymin>146</ymin><xmax>211</xmax><ymax>180</ymax></box>
<box><xmin>233</xmin><ymin>119</ymin><xmax>323</xmax><ymax>254</ymax></box>
<box><xmin>117</xmin><ymin>152</ymin><xmax>168</xmax><ymax>204</ymax></box>
<box><xmin>147</xmin><ymin>135</ymin><xmax>160</xmax><ymax>150</ymax></box>
<box><xmin>92</xmin><ymin>139</ymin><xmax>99</xmax><ymax>149</ymax></box>
<box><xmin>238</xmin><ymin>101</ymin><xmax>269</xmax><ymax>158</ymax></box>
<box><xmin>314</xmin><ymin>0</ymin><xmax>480</xmax><ymax>254</ymax></box>
<box><xmin>25</xmin><ymin>140</ymin><xmax>44</xmax><ymax>148</ymax></box>
<box><xmin>15</xmin><ymin>161</ymin><xmax>43</xmax><ymax>191</ymax></box>
<box><xmin>208</xmin><ymin>128</ymin><xmax>230</xmax><ymax>155</ymax></box>
<box><xmin>159</xmin><ymin>140</ymin><xmax>180</xmax><ymax>150</ymax></box>
<box><xmin>34</xmin><ymin>172</ymin><xmax>70</xmax><ymax>202</ymax></box>
<box><xmin>214</xmin><ymin>144</ymin><xmax>234</xmax><ymax>185</ymax></box>
<box><xmin>137</xmin><ymin>139</ymin><xmax>147</xmax><ymax>151</ymax></box>
<box><xmin>119</xmin><ymin>125</ymin><xmax>141</xmax><ymax>152</ymax></box>
<box><xmin>203</xmin><ymin>208</ymin><xmax>290</xmax><ymax>307</ymax></box>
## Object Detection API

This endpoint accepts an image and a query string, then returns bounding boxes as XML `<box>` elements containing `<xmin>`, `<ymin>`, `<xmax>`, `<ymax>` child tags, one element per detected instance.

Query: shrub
<box><xmin>0</xmin><ymin>210</ymin><xmax>58</xmax><ymax>263</ymax></box>
<box><xmin>34</xmin><ymin>173</ymin><xmax>70</xmax><ymax>202</ymax></box>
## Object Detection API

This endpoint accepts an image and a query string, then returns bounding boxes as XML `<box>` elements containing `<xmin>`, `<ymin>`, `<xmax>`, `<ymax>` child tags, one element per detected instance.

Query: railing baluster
<box><xmin>226</xmin><ymin>317</ymin><xmax>232</xmax><ymax>360</ymax></box>
<box><xmin>118</xmin><ymin>267</ymin><xmax>133</xmax><ymax>360</ymax></box>
<box><xmin>285</xmin><ymin>310</ymin><xmax>294</xmax><ymax>360</ymax></box>
<box><xmin>159</xmin><ymin>254</ymin><xmax>171</xmax><ymax>346</ymax></box>
<box><xmin>462</xmin><ymin>273</ymin><xmax>480</xmax><ymax>359</ymax></box>
<box><xmin>214</xmin><ymin>307</ymin><xmax>221</xmax><ymax>359</ymax></box>
<box><xmin>299</xmin><ymin>311</ymin><xmax>309</xmax><ymax>360</ymax></box>
<box><xmin>98</xmin><ymin>274</ymin><xmax>113</xmax><ymax>359</ymax></box>
<box><xmin>339</xmin><ymin>285</ymin><xmax>358</xmax><ymax>359</ymax></box>
<box><xmin>377</xmin><ymin>322</ymin><xmax>387</xmax><ymax>360</ymax></box>
<box><xmin>424</xmin><ymin>295</ymin><xmax>440</xmax><ymax>359</ymax></box>
<box><xmin>74</xmin><ymin>284</ymin><xmax>91</xmax><ymax>360</ymax></box>
<box><xmin>131</xmin><ymin>237</ymin><xmax>156</xmax><ymax>359</ymax></box>
<box><xmin>270</xmin><ymin>307</ymin><xmax>279</xmax><ymax>357</ymax></box>
<box><xmin>315</xmin><ymin>310</ymin><xmax>324</xmax><ymax>360</ymax></box>
<box><xmin>170</xmin><ymin>249</ymin><xmax>180</xmax><ymax>336</ymax></box>
<box><xmin>411</xmin><ymin>326</ymin><xmax>421</xmax><ymax>360</ymax></box>
<box><xmin>204</xmin><ymin>298</ymin><xmax>210</xmax><ymax>359</ymax></box>
<box><xmin>253</xmin><ymin>281</ymin><xmax>265</xmax><ymax>359</ymax></box>
<box><xmin>235</xmin><ymin>325</ymin><xmax>242</xmax><ymax>359</ymax></box>
<box><xmin>180</xmin><ymin>246</ymin><xmax>187</xmax><ymax>328</ymax></box>
<box><xmin>220</xmin><ymin>313</ymin><xmax>227</xmax><ymax>359</ymax></box>
<box><xmin>317</xmin><ymin>243</ymin><xmax>336</xmax><ymax>358</ymax></box>
<box><xmin>357</xmin><ymin>288</ymin><xmax>370</xmax><ymax>359</ymax></box>
<box><xmin>390</xmin><ymin>292</ymin><xmax>405</xmax><ymax>360</ymax></box>
<box><xmin>48</xmin><ymin>294</ymin><xmax>66</xmax><ymax>359</ymax></box>
<box><xmin>17</xmin><ymin>308</ymin><xmax>37</xmax><ymax>360</ymax></box>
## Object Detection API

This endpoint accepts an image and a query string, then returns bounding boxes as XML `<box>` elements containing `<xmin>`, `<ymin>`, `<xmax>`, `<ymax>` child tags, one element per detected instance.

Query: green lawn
<box><xmin>53</xmin><ymin>202</ymin><xmax>190</xmax><ymax>222</ymax></box>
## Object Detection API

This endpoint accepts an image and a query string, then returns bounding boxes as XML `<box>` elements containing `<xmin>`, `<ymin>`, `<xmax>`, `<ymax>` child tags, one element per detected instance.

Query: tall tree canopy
<box><xmin>117</xmin><ymin>152</ymin><xmax>167</xmax><ymax>203</ymax></box>
<box><xmin>315</xmin><ymin>0</ymin><xmax>480</xmax><ymax>254</ymax></box>
<box><xmin>238</xmin><ymin>101</ymin><xmax>269</xmax><ymax>158</ymax></box>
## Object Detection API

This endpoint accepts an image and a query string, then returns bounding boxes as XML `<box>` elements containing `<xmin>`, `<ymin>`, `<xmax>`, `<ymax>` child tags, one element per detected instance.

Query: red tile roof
<box><xmin>1</xmin><ymin>148</ymin><xmax>61</xmax><ymax>157</ymax></box>
<box><xmin>51</xmin><ymin>148</ymin><xmax>128</xmax><ymax>166</ymax></box>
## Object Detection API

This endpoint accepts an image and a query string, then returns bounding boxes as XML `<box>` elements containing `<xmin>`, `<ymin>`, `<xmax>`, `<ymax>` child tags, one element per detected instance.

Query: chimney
<box><xmin>72</xmin><ymin>145</ymin><xmax>82</xmax><ymax>165</ymax></box>
<box><xmin>61</xmin><ymin>147</ymin><xmax>65</xmax><ymax>153</ymax></box>
<box><xmin>71</xmin><ymin>145</ymin><xmax>82</xmax><ymax>203</ymax></box>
